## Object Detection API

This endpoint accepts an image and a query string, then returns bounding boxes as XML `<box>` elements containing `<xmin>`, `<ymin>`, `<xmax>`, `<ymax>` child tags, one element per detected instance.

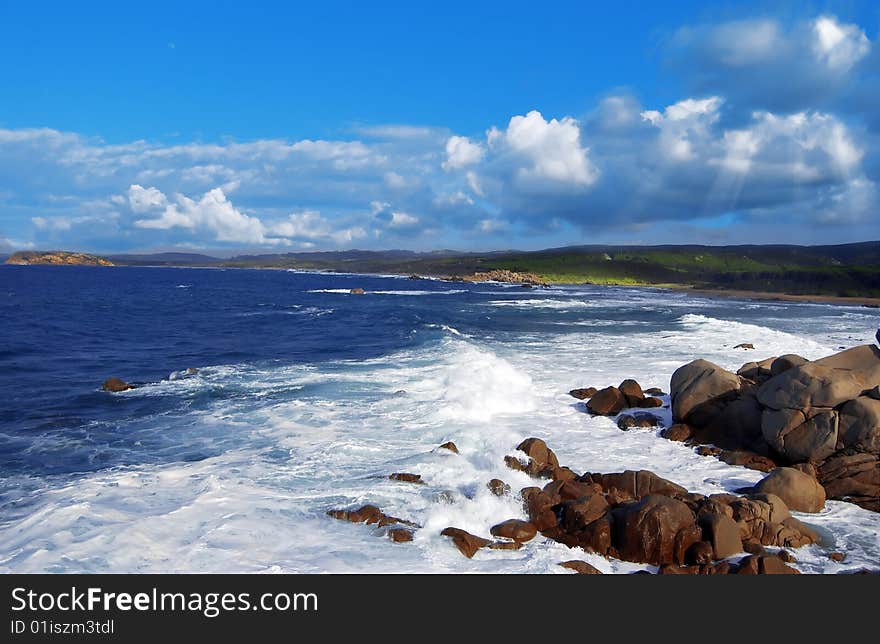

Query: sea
<box><xmin>0</xmin><ymin>265</ymin><xmax>877</xmax><ymax>573</ymax></box>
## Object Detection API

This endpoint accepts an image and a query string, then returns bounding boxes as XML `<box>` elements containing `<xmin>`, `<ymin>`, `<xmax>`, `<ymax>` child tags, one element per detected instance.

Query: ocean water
<box><xmin>0</xmin><ymin>265</ymin><xmax>877</xmax><ymax>574</ymax></box>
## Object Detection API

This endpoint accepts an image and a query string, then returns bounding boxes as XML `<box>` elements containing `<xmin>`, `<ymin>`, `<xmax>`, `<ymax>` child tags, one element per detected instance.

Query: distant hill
<box><xmin>5</xmin><ymin>251</ymin><xmax>114</xmax><ymax>266</ymax></box>
<box><xmin>8</xmin><ymin>242</ymin><xmax>880</xmax><ymax>298</ymax></box>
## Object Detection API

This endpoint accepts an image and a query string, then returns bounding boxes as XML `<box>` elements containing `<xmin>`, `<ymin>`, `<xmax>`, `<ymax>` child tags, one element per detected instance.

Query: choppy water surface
<box><xmin>0</xmin><ymin>266</ymin><xmax>877</xmax><ymax>573</ymax></box>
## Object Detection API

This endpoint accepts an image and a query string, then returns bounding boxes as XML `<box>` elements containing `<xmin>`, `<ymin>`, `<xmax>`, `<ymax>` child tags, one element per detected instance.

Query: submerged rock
<box><xmin>102</xmin><ymin>377</ymin><xmax>134</xmax><ymax>392</ymax></box>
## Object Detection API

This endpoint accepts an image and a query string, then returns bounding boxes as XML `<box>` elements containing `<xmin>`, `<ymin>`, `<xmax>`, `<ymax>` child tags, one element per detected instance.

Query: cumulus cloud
<box><xmin>1</xmin><ymin>11</ymin><xmax>878</xmax><ymax>251</ymax></box>
<box><xmin>442</xmin><ymin>135</ymin><xmax>484</xmax><ymax>170</ymax></box>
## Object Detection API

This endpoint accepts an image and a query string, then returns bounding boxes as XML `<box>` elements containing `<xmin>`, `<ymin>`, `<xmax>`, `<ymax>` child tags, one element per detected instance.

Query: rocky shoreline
<box><xmin>321</xmin><ymin>339</ymin><xmax>880</xmax><ymax>574</ymax></box>
<box><xmin>100</xmin><ymin>338</ymin><xmax>879</xmax><ymax>574</ymax></box>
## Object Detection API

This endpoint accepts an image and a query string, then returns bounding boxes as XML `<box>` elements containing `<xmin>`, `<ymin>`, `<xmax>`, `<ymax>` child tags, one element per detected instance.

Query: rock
<box><xmin>736</xmin><ymin>554</ymin><xmax>800</xmax><ymax>575</ymax></box>
<box><xmin>516</xmin><ymin>437</ymin><xmax>559</xmax><ymax>475</ymax></box>
<box><xmin>102</xmin><ymin>377</ymin><xmax>134</xmax><ymax>392</ymax></box>
<box><xmin>830</xmin><ymin>552</ymin><xmax>846</xmax><ymax>562</ymax></box>
<box><xmin>661</xmin><ymin>423</ymin><xmax>693</xmax><ymax>442</ymax></box>
<box><xmin>837</xmin><ymin>397</ymin><xmax>880</xmax><ymax>454</ymax></box>
<box><xmin>734</xmin><ymin>343</ymin><xmax>755</xmax><ymax>350</ymax></box>
<box><xmin>488</xmin><ymin>541</ymin><xmax>523</xmax><ymax>550</ymax></box>
<box><xmin>757</xmin><ymin>345</ymin><xmax>880</xmax><ymax>411</ymax></box>
<box><xmin>791</xmin><ymin>462</ymin><xmax>818</xmax><ymax>478</ymax></box>
<box><xmin>637</xmin><ymin>397</ymin><xmax>664</xmax><ymax>408</ymax></box>
<box><xmin>487</xmin><ymin>479</ymin><xmax>510</xmax><ymax>496</ymax></box>
<box><xmin>586</xmin><ymin>386</ymin><xmax>627</xmax><ymax>415</ymax></box>
<box><xmin>686</xmin><ymin>541</ymin><xmax>715</xmax><ymax>565</ymax></box>
<box><xmin>387</xmin><ymin>528</ymin><xmax>414</xmax><ymax>543</ymax></box>
<box><xmin>619</xmin><ymin>379</ymin><xmax>645</xmax><ymax>406</ymax></box>
<box><xmin>718</xmin><ymin>450</ymin><xmax>777</xmax><ymax>472</ymax></box>
<box><xmin>585</xmin><ymin>470</ymin><xmax>687</xmax><ymax>499</ymax></box>
<box><xmin>327</xmin><ymin>505</ymin><xmax>384</xmax><ymax>524</ymax></box>
<box><xmin>438</xmin><ymin>441</ymin><xmax>459</xmax><ymax>454</ymax></box>
<box><xmin>695</xmin><ymin>445</ymin><xmax>722</xmax><ymax>457</ymax></box>
<box><xmin>818</xmin><ymin>453</ymin><xmax>880</xmax><ymax>512</ymax></box>
<box><xmin>558</xmin><ymin>494</ymin><xmax>610</xmax><ymax>532</ymax></box>
<box><xmin>490</xmin><ymin>519</ymin><xmax>538</xmax><ymax>543</ymax></box>
<box><xmin>389</xmin><ymin>472</ymin><xmax>423</xmax><ymax>484</ymax></box>
<box><xmin>770</xmin><ymin>354</ymin><xmax>808</xmax><ymax>376</ymax></box>
<box><xmin>670</xmin><ymin>359</ymin><xmax>741</xmax><ymax>425</ymax></box>
<box><xmin>350</xmin><ymin>288</ymin><xmax>366</xmax><ymax>294</ymax></box>
<box><xmin>691</xmin><ymin>393</ymin><xmax>765</xmax><ymax>453</ymax></box>
<box><xmin>737</xmin><ymin>357</ymin><xmax>776</xmax><ymax>383</ymax></box>
<box><xmin>644</xmin><ymin>387</ymin><xmax>665</xmax><ymax>396</ymax></box>
<box><xmin>521</xmin><ymin>487</ymin><xmax>559</xmax><ymax>532</ymax></box>
<box><xmin>559</xmin><ymin>560</ymin><xmax>602</xmax><ymax>574</ymax></box>
<box><xmin>699</xmin><ymin>512</ymin><xmax>743</xmax><ymax>559</ymax></box>
<box><xmin>762</xmin><ymin>408</ymin><xmax>839</xmax><ymax>464</ymax></box>
<box><xmin>441</xmin><ymin>528</ymin><xmax>492</xmax><ymax>558</ymax></box>
<box><xmin>569</xmin><ymin>387</ymin><xmax>597</xmax><ymax>400</ymax></box>
<box><xmin>611</xmin><ymin>494</ymin><xmax>702</xmax><ymax>566</ymax></box>
<box><xmin>752</xmin><ymin>468</ymin><xmax>826</xmax><ymax>513</ymax></box>
<box><xmin>778</xmin><ymin>550</ymin><xmax>796</xmax><ymax>563</ymax></box>
<box><xmin>617</xmin><ymin>413</ymin><xmax>660</xmax><ymax>431</ymax></box>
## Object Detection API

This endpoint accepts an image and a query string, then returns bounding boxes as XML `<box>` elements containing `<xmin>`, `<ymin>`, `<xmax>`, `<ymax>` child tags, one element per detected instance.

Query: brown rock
<box><xmin>551</xmin><ymin>466</ymin><xmax>578</xmax><ymax>481</ymax></box>
<box><xmin>488</xmin><ymin>540</ymin><xmax>523</xmax><ymax>550</ymax></box>
<box><xmin>389</xmin><ymin>473</ymin><xmax>423</xmax><ymax>484</ymax></box>
<box><xmin>637</xmin><ymin>397</ymin><xmax>664</xmax><ymax>408</ymax></box>
<box><xmin>829</xmin><ymin>552</ymin><xmax>846</xmax><ymax>562</ymax></box>
<box><xmin>589</xmin><ymin>470</ymin><xmax>687</xmax><ymax>499</ymax></box>
<box><xmin>770</xmin><ymin>354</ymin><xmax>808</xmax><ymax>376</ymax></box>
<box><xmin>387</xmin><ymin>528</ymin><xmax>414</xmax><ymax>543</ymax></box>
<box><xmin>718</xmin><ymin>450</ymin><xmax>777</xmax><ymax>472</ymax></box>
<box><xmin>559</xmin><ymin>560</ymin><xmax>602</xmax><ymax>574</ymax></box>
<box><xmin>487</xmin><ymin>479</ymin><xmax>510</xmax><ymax>496</ymax></box>
<box><xmin>587</xmin><ymin>386</ymin><xmax>627</xmax><ymax>415</ymax></box>
<box><xmin>736</xmin><ymin>554</ymin><xmax>799</xmax><ymax>575</ymax></box>
<box><xmin>569</xmin><ymin>387</ymin><xmax>598</xmax><ymax>400</ymax></box>
<box><xmin>699</xmin><ymin>512</ymin><xmax>743</xmax><ymax>559</ymax></box>
<box><xmin>734</xmin><ymin>343</ymin><xmax>755</xmax><ymax>350</ymax></box>
<box><xmin>504</xmin><ymin>455</ymin><xmax>528</xmax><ymax>473</ymax></box>
<box><xmin>778</xmin><ymin>550</ymin><xmax>796</xmax><ymax>563</ymax></box>
<box><xmin>438</xmin><ymin>441</ymin><xmax>459</xmax><ymax>454</ymax></box>
<box><xmin>327</xmin><ymin>505</ymin><xmax>384</xmax><ymax>524</ymax></box>
<box><xmin>695</xmin><ymin>445</ymin><xmax>723</xmax><ymax>457</ymax></box>
<box><xmin>611</xmin><ymin>494</ymin><xmax>701</xmax><ymax>566</ymax></box>
<box><xmin>617</xmin><ymin>413</ymin><xmax>660</xmax><ymax>430</ymax></box>
<box><xmin>102</xmin><ymin>377</ymin><xmax>134</xmax><ymax>392</ymax></box>
<box><xmin>644</xmin><ymin>387</ymin><xmax>665</xmax><ymax>396</ymax></box>
<box><xmin>670</xmin><ymin>359</ymin><xmax>741</xmax><ymax>425</ymax></box>
<box><xmin>818</xmin><ymin>453</ymin><xmax>880</xmax><ymax>511</ymax></box>
<box><xmin>558</xmin><ymin>494</ymin><xmax>610</xmax><ymax>532</ymax></box>
<box><xmin>661</xmin><ymin>423</ymin><xmax>693</xmax><ymax>442</ymax></box>
<box><xmin>686</xmin><ymin>541</ymin><xmax>715</xmax><ymax>565</ymax></box>
<box><xmin>441</xmin><ymin>527</ymin><xmax>492</xmax><ymax>558</ymax></box>
<box><xmin>516</xmin><ymin>437</ymin><xmax>559</xmax><ymax>474</ymax></box>
<box><xmin>349</xmin><ymin>288</ymin><xmax>366</xmax><ymax>294</ymax></box>
<box><xmin>490</xmin><ymin>519</ymin><xmax>538</xmax><ymax>542</ymax></box>
<box><xmin>752</xmin><ymin>467</ymin><xmax>826</xmax><ymax>513</ymax></box>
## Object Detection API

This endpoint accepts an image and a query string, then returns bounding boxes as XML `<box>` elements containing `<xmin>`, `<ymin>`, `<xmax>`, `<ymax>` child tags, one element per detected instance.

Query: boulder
<box><xmin>661</xmin><ymin>423</ymin><xmax>693</xmax><ymax>442</ymax></box>
<box><xmin>837</xmin><ymin>397</ymin><xmax>880</xmax><ymax>454</ymax></box>
<box><xmin>327</xmin><ymin>505</ymin><xmax>384</xmax><ymax>524</ymax></box>
<box><xmin>736</xmin><ymin>554</ymin><xmax>800</xmax><ymax>575</ymax></box>
<box><xmin>670</xmin><ymin>359</ymin><xmax>741</xmax><ymax>425</ymax></box>
<box><xmin>586</xmin><ymin>470</ymin><xmax>687</xmax><ymax>499</ymax></box>
<box><xmin>516</xmin><ymin>437</ymin><xmax>559</xmax><ymax>473</ymax></box>
<box><xmin>617</xmin><ymin>413</ymin><xmax>661</xmax><ymax>431</ymax></box>
<box><xmin>619</xmin><ymin>379</ymin><xmax>645</xmax><ymax>406</ymax></box>
<box><xmin>569</xmin><ymin>387</ymin><xmax>597</xmax><ymax>400</ymax></box>
<box><xmin>771</xmin><ymin>354</ymin><xmax>808</xmax><ymax>376</ymax></box>
<box><xmin>350</xmin><ymin>288</ymin><xmax>366</xmax><ymax>294</ymax></box>
<box><xmin>644</xmin><ymin>387</ymin><xmax>665</xmax><ymax>396</ymax></box>
<box><xmin>387</xmin><ymin>528</ymin><xmax>414</xmax><ymax>543</ymax></box>
<box><xmin>757</xmin><ymin>345</ymin><xmax>880</xmax><ymax>411</ymax></box>
<box><xmin>611</xmin><ymin>494</ymin><xmax>702</xmax><ymax>566</ymax></box>
<box><xmin>818</xmin><ymin>454</ymin><xmax>880</xmax><ymax>512</ymax></box>
<box><xmin>752</xmin><ymin>467</ymin><xmax>826</xmax><ymax>513</ymax></box>
<box><xmin>441</xmin><ymin>528</ymin><xmax>492</xmax><ymax>558</ymax></box>
<box><xmin>389</xmin><ymin>473</ymin><xmax>423</xmax><ymax>484</ymax></box>
<box><xmin>487</xmin><ymin>479</ymin><xmax>510</xmax><ymax>496</ymax></box>
<box><xmin>438</xmin><ymin>441</ymin><xmax>459</xmax><ymax>454</ymax></box>
<box><xmin>686</xmin><ymin>541</ymin><xmax>715</xmax><ymax>564</ymax></box>
<box><xmin>734</xmin><ymin>343</ymin><xmax>755</xmax><ymax>350</ymax></box>
<box><xmin>718</xmin><ymin>450</ymin><xmax>777</xmax><ymax>472</ymax></box>
<box><xmin>587</xmin><ymin>386</ymin><xmax>627</xmax><ymax>415</ymax></box>
<box><xmin>558</xmin><ymin>494</ymin><xmax>610</xmax><ymax>532</ymax></box>
<box><xmin>490</xmin><ymin>519</ymin><xmax>538</xmax><ymax>542</ymax></box>
<box><xmin>691</xmin><ymin>393</ymin><xmax>765</xmax><ymax>453</ymax></box>
<box><xmin>699</xmin><ymin>512</ymin><xmax>743</xmax><ymax>559</ymax></box>
<box><xmin>559</xmin><ymin>560</ymin><xmax>602</xmax><ymax>574</ymax></box>
<box><xmin>738</xmin><ymin>357</ymin><xmax>776</xmax><ymax>383</ymax></box>
<box><xmin>102</xmin><ymin>377</ymin><xmax>134</xmax><ymax>392</ymax></box>
<box><xmin>637</xmin><ymin>397</ymin><xmax>664</xmax><ymax>408</ymax></box>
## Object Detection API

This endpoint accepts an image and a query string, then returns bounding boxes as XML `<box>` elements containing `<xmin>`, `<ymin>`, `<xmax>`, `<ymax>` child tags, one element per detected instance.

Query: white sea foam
<box><xmin>1</xmin><ymin>287</ymin><xmax>878</xmax><ymax>574</ymax></box>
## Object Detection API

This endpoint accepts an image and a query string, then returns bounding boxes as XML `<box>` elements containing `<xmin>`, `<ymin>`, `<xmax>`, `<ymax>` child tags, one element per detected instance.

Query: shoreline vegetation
<box><xmin>5</xmin><ymin>241</ymin><xmax>880</xmax><ymax>307</ymax></box>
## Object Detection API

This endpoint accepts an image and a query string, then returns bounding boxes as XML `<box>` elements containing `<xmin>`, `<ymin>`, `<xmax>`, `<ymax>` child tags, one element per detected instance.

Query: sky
<box><xmin>1</xmin><ymin>0</ymin><xmax>879</xmax><ymax>254</ymax></box>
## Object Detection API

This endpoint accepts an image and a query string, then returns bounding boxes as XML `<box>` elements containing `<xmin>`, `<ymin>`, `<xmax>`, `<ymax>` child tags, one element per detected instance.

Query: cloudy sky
<box><xmin>1</xmin><ymin>1</ymin><xmax>879</xmax><ymax>254</ymax></box>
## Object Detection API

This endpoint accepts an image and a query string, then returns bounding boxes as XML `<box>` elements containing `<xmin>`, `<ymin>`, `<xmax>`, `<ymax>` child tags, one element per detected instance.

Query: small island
<box><xmin>5</xmin><ymin>251</ymin><xmax>114</xmax><ymax>266</ymax></box>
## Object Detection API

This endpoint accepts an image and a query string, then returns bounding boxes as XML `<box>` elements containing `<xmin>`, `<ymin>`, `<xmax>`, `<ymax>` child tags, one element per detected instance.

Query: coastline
<box><xmin>659</xmin><ymin>284</ymin><xmax>880</xmax><ymax>308</ymax></box>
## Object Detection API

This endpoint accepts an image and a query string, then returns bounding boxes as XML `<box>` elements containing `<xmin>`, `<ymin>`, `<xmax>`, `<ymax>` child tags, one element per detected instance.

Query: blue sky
<box><xmin>1</xmin><ymin>0</ymin><xmax>879</xmax><ymax>253</ymax></box>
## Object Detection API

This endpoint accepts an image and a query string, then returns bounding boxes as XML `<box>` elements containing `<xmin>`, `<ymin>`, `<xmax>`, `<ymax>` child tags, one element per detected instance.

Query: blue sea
<box><xmin>1</xmin><ymin>266</ymin><xmax>878</xmax><ymax>573</ymax></box>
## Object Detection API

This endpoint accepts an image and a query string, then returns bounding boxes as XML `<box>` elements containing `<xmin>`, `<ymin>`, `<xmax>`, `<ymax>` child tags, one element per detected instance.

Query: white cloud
<box><xmin>127</xmin><ymin>184</ymin><xmax>168</xmax><ymax>213</ymax></box>
<box><xmin>134</xmin><ymin>187</ymin><xmax>268</xmax><ymax>244</ymax></box>
<box><xmin>812</xmin><ymin>16</ymin><xmax>870</xmax><ymax>71</ymax></box>
<box><xmin>442</xmin><ymin>135</ymin><xmax>484</xmax><ymax>170</ymax></box>
<box><xmin>388</xmin><ymin>211</ymin><xmax>419</xmax><ymax>228</ymax></box>
<box><xmin>487</xmin><ymin>110</ymin><xmax>598</xmax><ymax>187</ymax></box>
<box><xmin>642</xmin><ymin>97</ymin><xmax>722</xmax><ymax>161</ymax></box>
<box><xmin>270</xmin><ymin>210</ymin><xmax>366</xmax><ymax>245</ymax></box>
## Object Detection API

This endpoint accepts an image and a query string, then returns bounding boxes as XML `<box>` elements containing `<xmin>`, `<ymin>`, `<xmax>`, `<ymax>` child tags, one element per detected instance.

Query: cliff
<box><xmin>5</xmin><ymin>251</ymin><xmax>114</xmax><ymax>266</ymax></box>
